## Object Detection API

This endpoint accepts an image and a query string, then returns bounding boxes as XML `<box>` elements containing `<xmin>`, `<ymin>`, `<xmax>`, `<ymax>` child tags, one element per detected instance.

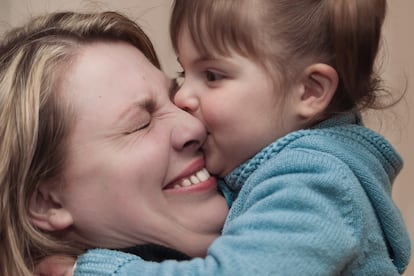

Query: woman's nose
<box><xmin>171</xmin><ymin>107</ymin><xmax>206</xmax><ymax>152</ymax></box>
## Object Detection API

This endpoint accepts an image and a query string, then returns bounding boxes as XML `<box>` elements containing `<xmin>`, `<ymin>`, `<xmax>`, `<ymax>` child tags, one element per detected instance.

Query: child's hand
<box><xmin>34</xmin><ymin>255</ymin><xmax>76</xmax><ymax>276</ymax></box>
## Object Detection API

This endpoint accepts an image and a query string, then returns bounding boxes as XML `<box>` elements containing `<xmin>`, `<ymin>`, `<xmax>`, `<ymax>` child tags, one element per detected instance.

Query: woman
<box><xmin>0</xmin><ymin>11</ymin><xmax>228</xmax><ymax>275</ymax></box>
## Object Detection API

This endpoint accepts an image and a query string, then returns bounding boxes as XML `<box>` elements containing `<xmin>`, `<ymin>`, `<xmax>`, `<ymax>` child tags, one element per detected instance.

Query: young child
<box><xmin>71</xmin><ymin>0</ymin><xmax>411</xmax><ymax>274</ymax></box>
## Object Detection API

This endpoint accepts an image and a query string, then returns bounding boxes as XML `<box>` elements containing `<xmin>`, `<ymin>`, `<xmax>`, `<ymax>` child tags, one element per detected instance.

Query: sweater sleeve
<box><xmin>74</xmin><ymin>149</ymin><xmax>370</xmax><ymax>275</ymax></box>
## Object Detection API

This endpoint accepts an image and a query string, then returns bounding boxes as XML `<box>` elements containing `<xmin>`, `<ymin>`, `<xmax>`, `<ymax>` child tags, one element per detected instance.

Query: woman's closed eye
<box><xmin>125</xmin><ymin>120</ymin><xmax>151</xmax><ymax>134</ymax></box>
<box><xmin>136</xmin><ymin>121</ymin><xmax>150</xmax><ymax>131</ymax></box>
<box><xmin>125</xmin><ymin>98</ymin><xmax>156</xmax><ymax>134</ymax></box>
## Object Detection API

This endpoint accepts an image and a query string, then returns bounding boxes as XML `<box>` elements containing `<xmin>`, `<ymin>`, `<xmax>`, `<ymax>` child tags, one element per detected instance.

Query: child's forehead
<box><xmin>171</xmin><ymin>0</ymin><xmax>267</xmax><ymax>69</ymax></box>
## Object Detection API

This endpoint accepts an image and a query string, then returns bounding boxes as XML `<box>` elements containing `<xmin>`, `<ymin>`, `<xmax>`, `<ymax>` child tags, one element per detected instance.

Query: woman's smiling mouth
<box><xmin>165</xmin><ymin>168</ymin><xmax>211</xmax><ymax>189</ymax></box>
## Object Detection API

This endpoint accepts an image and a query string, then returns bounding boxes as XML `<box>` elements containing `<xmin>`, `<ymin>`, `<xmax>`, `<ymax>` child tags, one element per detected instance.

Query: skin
<box><xmin>31</xmin><ymin>41</ymin><xmax>228</xmax><ymax>258</ymax></box>
<box><xmin>174</xmin><ymin>25</ymin><xmax>338</xmax><ymax>178</ymax></box>
<box><xmin>173</xmin><ymin>26</ymin><xmax>301</xmax><ymax>177</ymax></box>
<box><xmin>34</xmin><ymin>255</ymin><xmax>73</xmax><ymax>276</ymax></box>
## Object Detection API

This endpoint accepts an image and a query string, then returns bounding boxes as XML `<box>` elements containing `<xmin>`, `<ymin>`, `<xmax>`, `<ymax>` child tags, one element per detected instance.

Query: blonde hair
<box><xmin>0</xmin><ymin>11</ymin><xmax>159</xmax><ymax>275</ymax></box>
<box><xmin>170</xmin><ymin>0</ymin><xmax>389</xmax><ymax>116</ymax></box>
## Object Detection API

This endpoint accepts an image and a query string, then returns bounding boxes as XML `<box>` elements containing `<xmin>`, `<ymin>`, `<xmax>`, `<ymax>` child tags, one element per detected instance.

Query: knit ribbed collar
<box><xmin>224</xmin><ymin>112</ymin><xmax>360</xmax><ymax>190</ymax></box>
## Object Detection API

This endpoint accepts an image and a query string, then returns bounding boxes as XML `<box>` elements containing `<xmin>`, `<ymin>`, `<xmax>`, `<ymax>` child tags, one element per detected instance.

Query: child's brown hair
<box><xmin>170</xmin><ymin>0</ymin><xmax>389</xmax><ymax>117</ymax></box>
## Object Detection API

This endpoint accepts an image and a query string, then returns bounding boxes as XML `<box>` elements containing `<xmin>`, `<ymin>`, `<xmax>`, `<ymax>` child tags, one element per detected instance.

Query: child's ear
<box><xmin>295</xmin><ymin>63</ymin><xmax>338</xmax><ymax>120</ymax></box>
<box><xmin>29</xmin><ymin>180</ymin><xmax>73</xmax><ymax>232</ymax></box>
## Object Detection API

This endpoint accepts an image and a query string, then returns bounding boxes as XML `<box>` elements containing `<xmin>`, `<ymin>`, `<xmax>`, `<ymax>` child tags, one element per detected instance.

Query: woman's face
<box><xmin>56</xmin><ymin>41</ymin><xmax>228</xmax><ymax>257</ymax></box>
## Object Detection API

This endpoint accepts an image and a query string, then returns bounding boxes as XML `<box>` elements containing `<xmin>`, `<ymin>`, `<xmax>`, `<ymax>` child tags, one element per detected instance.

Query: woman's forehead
<box><xmin>62</xmin><ymin>42</ymin><xmax>170</xmax><ymax>130</ymax></box>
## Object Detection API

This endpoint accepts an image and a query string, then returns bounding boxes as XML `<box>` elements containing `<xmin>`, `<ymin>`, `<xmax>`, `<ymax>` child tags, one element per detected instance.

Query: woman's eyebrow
<box><xmin>117</xmin><ymin>97</ymin><xmax>155</xmax><ymax>122</ymax></box>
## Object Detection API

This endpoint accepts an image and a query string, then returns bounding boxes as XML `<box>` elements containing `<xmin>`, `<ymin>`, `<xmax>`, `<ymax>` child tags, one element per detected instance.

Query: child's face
<box><xmin>174</xmin><ymin>27</ymin><xmax>299</xmax><ymax>176</ymax></box>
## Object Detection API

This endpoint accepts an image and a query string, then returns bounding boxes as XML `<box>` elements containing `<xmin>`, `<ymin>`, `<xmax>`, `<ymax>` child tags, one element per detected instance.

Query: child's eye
<box><xmin>205</xmin><ymin>70</ymin><xmax>224</xmax><ymax>82</ymax></box>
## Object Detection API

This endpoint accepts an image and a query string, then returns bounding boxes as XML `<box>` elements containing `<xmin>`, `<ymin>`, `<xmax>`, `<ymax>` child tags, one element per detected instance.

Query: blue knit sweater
<box><xmin>75</xmin><ymin>113</ymin><xmax>411</xmax><ymax>275</ymax></box>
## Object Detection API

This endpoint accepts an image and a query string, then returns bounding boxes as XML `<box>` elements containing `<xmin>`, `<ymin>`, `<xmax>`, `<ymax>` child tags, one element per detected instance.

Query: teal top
<box><xmin>75</xmin><ymin>113</ymin><xmax>411</xmax><ymax>275</ymax></box>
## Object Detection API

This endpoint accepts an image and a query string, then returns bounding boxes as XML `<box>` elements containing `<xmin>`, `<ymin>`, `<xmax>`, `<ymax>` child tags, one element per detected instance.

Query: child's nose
<box><xmin>173</xmin><ymin>83</ymin><xmax>199</xmax><ymax>114</ymax></box>
<box><xmin>171</xmin><ymin>107</ymin><xmax>206</xmax><ymax>152</ymax></box>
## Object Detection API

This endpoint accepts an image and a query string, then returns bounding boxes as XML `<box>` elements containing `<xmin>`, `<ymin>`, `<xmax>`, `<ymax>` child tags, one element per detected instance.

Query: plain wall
<box><xmin>381</xmin><ymin>1</ymin><xmax>414</xmax><ymax>274</ymax></box>
<box><xmin>0</xmin><ymin>0</ymin><xmax>176</xmax><ymax>75</ymax></box>
<box><xmin>0</xmin><ymin>0</ymin><xmax>413</xmax><ymax>274</ymax></box>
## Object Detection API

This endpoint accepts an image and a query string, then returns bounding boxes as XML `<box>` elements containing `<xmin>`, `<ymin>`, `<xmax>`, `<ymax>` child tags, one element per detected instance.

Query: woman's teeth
<box><xmin>174</xmin><ymin>168</ymin><xmax>210</xmax><ymax>189</ymax></box>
